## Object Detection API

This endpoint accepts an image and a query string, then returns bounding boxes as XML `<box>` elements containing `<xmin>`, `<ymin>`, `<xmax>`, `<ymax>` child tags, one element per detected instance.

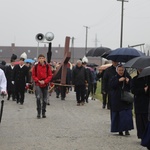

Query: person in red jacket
<box><xmin>32</xmin><ymin>54</ymin><xmax>52</xmax><ymax>119</ymax></box>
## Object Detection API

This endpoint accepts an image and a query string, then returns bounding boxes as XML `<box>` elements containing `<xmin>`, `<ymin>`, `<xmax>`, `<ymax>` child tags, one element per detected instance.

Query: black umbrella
<box><xmin>86</xmin><ymin>63</ymin><xmax>98</xmax><ymax>67</ymax></box>
<box><xmin>107</xmin><ymin>47</ymin><xmax>145</xmax><ymax>62</ymax></box>
<box><xmin>101</xmin><ymin>50</ymin><xmax>112</xmax><ymax>58</ymax></box>
<box><xmin>124</xmin><ymin>56</ymin><xmax>150</xmax><ymax>69</ymax></box>
<box><xmin>138</xmin><ymin>66</ymin><xmax>150</xmax><ymax>78</ymax></box>
<box><xmin>86</xmin><ymin>47</ymin><xmax>111</xmax><ymax>57</ymax></box>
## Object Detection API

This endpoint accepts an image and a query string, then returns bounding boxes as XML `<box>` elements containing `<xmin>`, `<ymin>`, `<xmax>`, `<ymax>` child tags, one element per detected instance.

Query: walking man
<box><xmin>13</xmin><ymin>52</ymin><xmax>29</xmax><ymax>105</ymax></box>
<box><xmin>32</xmin><ymin>54</ymin><xmax>52</xmax><ymax>119</ymax></box>
<box><xmin>72</xmin><ymin>60</ymin><xmax>87</xmax><ymax>106</ymax></box>
<box><xmin>5</xmin><ymin>54</ymin><xmax>17</xmax><ymax>101</ymax></box>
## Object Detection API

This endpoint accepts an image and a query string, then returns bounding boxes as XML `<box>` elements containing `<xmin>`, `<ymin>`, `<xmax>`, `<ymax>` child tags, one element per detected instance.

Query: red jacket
<box><xmin>32</xmin><ymin>63</ymin><xmax>52</xmax><ymax>87</ymax></box>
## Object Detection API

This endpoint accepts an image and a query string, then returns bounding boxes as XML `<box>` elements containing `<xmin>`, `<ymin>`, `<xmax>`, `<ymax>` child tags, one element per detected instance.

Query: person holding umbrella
<box><xmin>141</xmin><ymin>92</ymin><xmax>150</xmax><ymax>150</ymax></box>
<box><xmin>102</xmin><ymin>61</ymin><xmax>119</xmax><ymax>109</ymax></box>
<box><xmin>131</xmin><ymin>69</ymin><xmax>149</xmax><ymax>139</ymax></box>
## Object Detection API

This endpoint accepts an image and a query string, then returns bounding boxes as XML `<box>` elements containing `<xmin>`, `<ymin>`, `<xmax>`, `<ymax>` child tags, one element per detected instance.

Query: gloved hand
<box><xmin>26</xmin><ymin>83</ymin><xmax>29</xmax><ymax>86</ymax></box>
<box><xmin>12</xmin><ymin>81</ymin><xmax>14</xmax><ymax>84</ymax></box>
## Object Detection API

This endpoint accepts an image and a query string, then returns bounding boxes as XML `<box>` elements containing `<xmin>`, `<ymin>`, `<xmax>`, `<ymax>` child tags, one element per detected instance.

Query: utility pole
<box><xmin>83</xmin><ymin>26</ymin><xmax>90</xmax><ymax>55</ymax></box>
<box><xmin>94</xmin><ymin>34</ymin><xmax>100</xmax><ymax>47</ymax></box>
<box><xmin>117</xmin><ymin>0</ymin><xmax>128</xmax><ymax>48</ymax></box>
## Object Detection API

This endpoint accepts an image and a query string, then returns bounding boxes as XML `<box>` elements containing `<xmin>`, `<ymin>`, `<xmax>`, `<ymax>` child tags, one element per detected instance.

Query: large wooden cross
<box><xmin>53</xmin><ymin>36</ymin><xmax>71</xmax><ymax>85</ymax></box>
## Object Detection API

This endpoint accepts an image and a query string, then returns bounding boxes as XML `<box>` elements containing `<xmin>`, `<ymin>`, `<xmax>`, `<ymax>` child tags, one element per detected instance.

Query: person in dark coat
<box><xmin>131</xmin><ymin>69</ymin><xmax>149</xmax><ymax>139</ymax></box>
<box><xmin>82</xmin><ymin>61</ymin><xmax>93</xmax><ymax>103</ymax></box>
<box><xmin>72</xmin><ymin>60</ymin><xmax>87</xmax><ymax>106</ymax></box>
<box><xmin>110</xmin><ymin>64</ymin><xmax>134</xmax><ymax>136</ymax></box>
<box><xmin>5</xmin><ymin>55</ymin><xmax>17</xmax><ymax>101</ymax></box>
<box><xmin>12</xmin><ymin>52</ymin><xmax>29</xmax><ymax>105</ymax></box>
<box><xmin>141</xmin><ymin>76</ymin><xmax>150</xmax><ymax>150</ymax></box>
<box><xmin>102</xmin><ymin>61</ymin><xmax>119</xmax><ymax>109</ymax></box>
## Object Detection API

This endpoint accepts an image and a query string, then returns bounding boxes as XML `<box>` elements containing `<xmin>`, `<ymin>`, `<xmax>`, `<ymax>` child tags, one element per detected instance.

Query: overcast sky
<box><xmin>0</xmin><ymin>0</ymin><xmax>150</xmax><ymax>49</ymax></box>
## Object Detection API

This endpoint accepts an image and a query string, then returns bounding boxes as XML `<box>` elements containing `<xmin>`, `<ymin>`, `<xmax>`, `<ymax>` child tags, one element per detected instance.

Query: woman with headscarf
<box><xmin>110</xmin><ymin>64</ymin><xmax>134</xmax><ymax>136</ymax></box>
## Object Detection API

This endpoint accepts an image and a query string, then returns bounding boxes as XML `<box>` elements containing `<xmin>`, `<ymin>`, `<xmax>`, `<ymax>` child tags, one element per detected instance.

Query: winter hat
<box><xmin>20</xmin><ymin>52</ymin><xmax>27</xmax><ymax>61</ymax></box>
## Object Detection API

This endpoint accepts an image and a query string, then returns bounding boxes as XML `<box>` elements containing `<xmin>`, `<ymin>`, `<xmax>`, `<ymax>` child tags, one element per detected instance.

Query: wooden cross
<box><xmin>53</xmin><ymin>36</ymin><xmax>71</xmax><ymax>85</ymax></box>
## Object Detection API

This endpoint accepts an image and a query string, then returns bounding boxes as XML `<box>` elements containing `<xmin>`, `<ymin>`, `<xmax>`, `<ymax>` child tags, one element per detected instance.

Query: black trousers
<box><xmin>60</xmin><ymin>86</ymin><xmax>66</xmax><ymax>99</ymax></box>
<box><xmin>15</xmin><ymin>89</ymin><xmax>25</xmax><ymax>104</ymax></box>
<box><xmin>75</xmin><ymin>85</ymin><xmax>85</xmax><ymax>103</ymax></box>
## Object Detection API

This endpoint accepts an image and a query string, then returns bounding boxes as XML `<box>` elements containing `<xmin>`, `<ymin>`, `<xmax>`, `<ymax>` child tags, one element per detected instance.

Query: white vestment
<box><xmin>0</xmin><ymin>68</ymin><xmax>7</xmax><ymax>93</ymax></box>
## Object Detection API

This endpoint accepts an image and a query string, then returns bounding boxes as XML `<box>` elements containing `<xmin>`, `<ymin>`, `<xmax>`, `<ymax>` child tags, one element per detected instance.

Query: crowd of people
<box><xmin>0</xmin><ymin>53</ymin><xmax>150</xmax><ymax>149</ymax></box>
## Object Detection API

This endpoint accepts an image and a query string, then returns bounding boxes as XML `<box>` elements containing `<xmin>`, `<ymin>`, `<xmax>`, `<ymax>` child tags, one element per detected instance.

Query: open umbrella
<box><xmin>87</xmin><ymin>63</ymin><xmax>98</xmax><ymax>68</ymax></box>
<box><xmin>138</xmin><ymin>66</ymin><xmax>150</xmax><ymax>78</ymax></box>
<box><xmin>106</xmin><ymin>47</ymin><xmax>145</xmax><ymax>62</ymax></box>
<box><xmin>86</xmin><ymin>47</ymin><xmax>111</xmax><ymax>57</ymax></box>
<box><xmin>101</xmin><ymin>50</ymin><xmax>112</xmax><ymax>58</ymax></box>
<box><xmin>124</xmin><ymin>56</ymin><xmax>150</xmax><ymax>69</ymax></box>
<box><xmin>24</xmin><ymin>59</ymin><xmax>35</xmax><ymax>63</ymax></box>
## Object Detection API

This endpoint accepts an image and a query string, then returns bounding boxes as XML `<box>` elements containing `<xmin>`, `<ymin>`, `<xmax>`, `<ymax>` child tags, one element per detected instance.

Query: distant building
<box><xmin>0</xmin><ymin>43</ymin><xmax>102</xmax><ymax>65</ymax></box>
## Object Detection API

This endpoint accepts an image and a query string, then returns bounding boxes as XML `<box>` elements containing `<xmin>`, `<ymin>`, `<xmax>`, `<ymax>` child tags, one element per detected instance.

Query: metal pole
<box><xmin>117</xmin><ymin>0</ymin><xmax>128</xmax><ymax>48</ymax></box>
<box><xmin>120</xmin><ymin>0</ymin><xmax>124</xmax><ymax>48</ymax></box>
<box><xmin>37</xmin><ymin>42</ymin><xmax>39</xmax><ymax>59</ymax></box>
<box><xmin>71</xmin><ymin>37</ymin><xmax>75</xmax><ymax>63</ymax></box>
<box><xmin>84</xmin><ymin>26</ymin><xmax>89</xmax><ymax>55</ymax></box>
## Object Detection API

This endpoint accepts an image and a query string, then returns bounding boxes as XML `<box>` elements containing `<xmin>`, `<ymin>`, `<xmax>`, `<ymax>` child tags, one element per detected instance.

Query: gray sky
<box><xmin>0</xmin><ymin>0</ymin><xmax>150</xmax><ymax>49</ymax></box>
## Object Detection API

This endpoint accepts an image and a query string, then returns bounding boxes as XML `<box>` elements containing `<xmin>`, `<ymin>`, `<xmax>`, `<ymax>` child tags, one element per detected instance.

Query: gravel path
<box><xmin>0</xmin><ymin>91</ymin><xmax>147</xmax><ymax>150</ymax></box>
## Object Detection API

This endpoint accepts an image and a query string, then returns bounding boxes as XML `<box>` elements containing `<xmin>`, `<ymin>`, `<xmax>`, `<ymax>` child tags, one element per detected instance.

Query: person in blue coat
<box><xmin>110</xmin><ymin>64</ymin><xmax>134</xmax><ymax>136</ymax></box>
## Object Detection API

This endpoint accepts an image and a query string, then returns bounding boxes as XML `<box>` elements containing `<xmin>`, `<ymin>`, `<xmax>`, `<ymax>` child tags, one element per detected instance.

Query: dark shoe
<box><xmin>125</xmin><ymin>131</ymin><xmax>130</xmax><ymax>135</ymax></box>
<box><xmin>7</xmin><ymin>97</ymin><xmax>10</xmax><ymax>100</ymax></box>
<box><xmin>37</xmin><ymin>114</ymin><xmax>41</xmax><ymax>119</ymax></box>
<box><xmin>102</xmin><ymin>105</ymin><xmax>106</xmax><ymax>109</ymax></box>
<box><xmin>56</xmin><ymin>95</ymin><xmax>59</xmax><ymax>98</ymax></box>
<box><xmin>61</xmin><ymin>97</ymin><xmax>65</xmax><ymax>100</ymax></box>
<box><xmin>47</xmin><ymin>103</ymin><xmax>50</xmax><ymax>105</ymax></box>
<box><xmin>42</xmin><ymin>114</ymin><xmax>46</xmax><ymax>118</ymax></box>
<box><xmin>119</xmin><ymin>132</ymin><xmax>124</xmax><ymax>136</ymax></box>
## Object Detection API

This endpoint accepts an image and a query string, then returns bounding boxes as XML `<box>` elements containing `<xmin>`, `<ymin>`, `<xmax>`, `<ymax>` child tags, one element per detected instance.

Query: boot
<box><xmin>37</xmin><ymin>110</ymin><xmax>41</xmax><ymax>119</ymax></box>
<box><xmin>42</xmin><ymin>110</ymin><xmax>46</xmax><ymax>118</ymax></box>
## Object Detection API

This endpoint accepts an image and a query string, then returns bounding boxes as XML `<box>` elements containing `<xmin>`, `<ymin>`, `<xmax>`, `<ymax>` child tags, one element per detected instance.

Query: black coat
<box><xmin>102</xmin><ymin>65</ymin><xmax>117</xmax><ymax>93</ymax></box>
<box><xmin>110</xmin><ymin>73</ymin><xmax>132</xmax><ymax>112</ymax></box>
<box><xmin>131</xmin><ymin>75</ymin><xmax>149</xmax><ymax>114</ymax></box>
<box><xmin>13</xmin><ymin>65</ymin><xmax>29</xmax><ymax>91</ymax></box>
<box><xmin>5</xmin><ymin>65</ymin><xmax>15</xmax><ymax>91</ymax></box>
<box><xmin>72</xmin><ymin>66</ymin><xmax>87</xmax><ymax>86</ymax></box>
<box><xmin>97</xmin><ymin>70</ymin><xmax>105</xmax><ymax>94</ymax></box>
